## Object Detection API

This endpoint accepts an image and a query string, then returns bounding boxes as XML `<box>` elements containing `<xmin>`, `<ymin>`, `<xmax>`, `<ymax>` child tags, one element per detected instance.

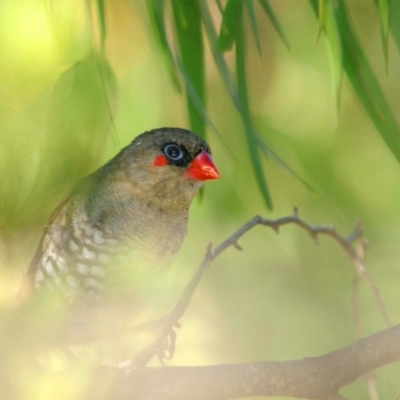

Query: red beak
<box><xmin>186</xmin><ymin>150</ymin><xmax>220</xmax><ymax>181</ymax></box>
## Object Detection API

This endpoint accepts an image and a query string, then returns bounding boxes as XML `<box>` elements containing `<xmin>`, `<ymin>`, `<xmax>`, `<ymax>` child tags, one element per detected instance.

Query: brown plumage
<box><xmin>27</xmin><ymin>127</ymin><xmax>219</xmax><ymax>308</ymax></box>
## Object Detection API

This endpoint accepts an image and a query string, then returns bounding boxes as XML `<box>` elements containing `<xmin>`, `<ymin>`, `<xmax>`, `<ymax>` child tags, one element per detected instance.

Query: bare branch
<box><xmin>166</xmin><ymin>211</ymin><xmax>390</xmax><ymax>333</ymax></box>
<box><xmin>14</xmin><ymin>213</ymin><xmax>397</xmax><ymax>400</ymax></box>
<box><xmin>130</xmin><ymin>212</ymin><xmax>390</xmax><ymax>368</ymax></box>
<box><xmin>89</xmin><ymin>324</ymin><xmax>400</xmax><ymax>400</ymax></box>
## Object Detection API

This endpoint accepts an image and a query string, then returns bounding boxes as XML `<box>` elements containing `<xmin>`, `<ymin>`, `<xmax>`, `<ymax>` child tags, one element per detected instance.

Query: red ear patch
<box><xmin>153</xmin><ymin>155</ymin><xmax>168</xmax><ymax>167</ymax></box>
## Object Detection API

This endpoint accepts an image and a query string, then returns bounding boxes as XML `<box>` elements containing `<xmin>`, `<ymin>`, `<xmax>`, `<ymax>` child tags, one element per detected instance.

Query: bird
<box><xmin>24</xmin><ymin>127</ymin><xmax>219</xmax><ymax>346</ymax></box>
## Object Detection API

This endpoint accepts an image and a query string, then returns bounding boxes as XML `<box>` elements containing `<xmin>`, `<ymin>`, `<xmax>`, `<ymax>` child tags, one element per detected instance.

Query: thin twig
<box><xmin>129</xmin><ymin>210</ymin><xmax>390</xmax><ymax>366</ymax></box>
<box><xmin>167</xmin><ymin>209</ymin><xmax>391</xmax><ymax>329</ymax></box>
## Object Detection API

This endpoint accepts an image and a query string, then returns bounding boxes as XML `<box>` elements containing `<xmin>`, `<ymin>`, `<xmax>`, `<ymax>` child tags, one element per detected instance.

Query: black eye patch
<box><xmin>162</xmin><ymin>143</ymin><xmax>192</xmax><ymax>167</ymax></box>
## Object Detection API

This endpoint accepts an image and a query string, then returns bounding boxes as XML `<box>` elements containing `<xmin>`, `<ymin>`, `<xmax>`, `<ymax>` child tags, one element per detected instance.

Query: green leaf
<box><xmin>218</xmin><ymin>0</ymin><xmax>243</xmax><ymax>52</ymax></box>
<box><xmin>315</xmin><ymin>0</ymin><xmax>324</xmax><ymax>42</ymax></box>
<box><xmin>258</xmin><ymin>0</ymin><xmax>290</xmax><ymax>50</ymax></box>
<box><xmin>338</xmin><ymin>0</ymin><xmax>400</xmax><ymax>164</ymax></box>
<box><xmin>333</xmin><ymin>1</ymin><xmax>400</xmax><ymax>164</ymax></box>
<box><xmin>148</xmin><ymin>1</ymin><xmax>227</xmax><ymax>144</ymax></box>
<box><xmin>309</xmin><ymin>0</ymin><xmax>400</xmax><ymax>164</ymax></box>
<box><xmin>201</xmin><ymin>1</ymin><xmax>272</xmax><ymax>208</ymax></box>
<box><xmin>199</xmin><ymin>2</ymin><xmax>239</xmax><ymax>107</ymax></box>
<box><xmin>172</xmin><ymin>0</ymin><xmax>205</xmax><ymax>138</ymax></box>
<box><xmin>256</xmin><ymin>134</ymin><xmax>317</xmax><ymax>194</ymax></box>
<box><xmin>235</xmin><ymin>3</ymin><xmax>273</xmax><ymax>209</ymax></box>
<box><xmin>245</xmin><ymin>0</ymin><xmax>261</xmax><ymax>54</ymax></box>
<box><xmin>377</xmin><ymin>0</ymin><xmax>390</xmax><ymax>73</ymax></box>
<box><xmin>147</xmin><ymin>0</ymin><xmax>180</xmax><ymax>91</ymax></box>
<box><xmin>388</xmin><ymin>0</ymin><xmax>400</xmax><ymax>51</ymax></box>
<box><xmin>321</xmin><ymin>0</ymin><xmax>343</xmax><ymax>106</ymax></box>
<box><xmin>215</xmin><ymin>0</ymin><xmax>224</xmax><ymax>14</ymax></box>
<box><xmin>46</xmin><ymin>52</ymin><xmax>117</xmax><ymax>184</ymax></box>
<box><xmin>175</xmin><ymin>59</ymin><xmax>227</xmax><ymax>143</ymax></box>
<box><xmin>96</xmin><ymin>0</ymin><xmax>106</xmax><ymax>54</ymax></box>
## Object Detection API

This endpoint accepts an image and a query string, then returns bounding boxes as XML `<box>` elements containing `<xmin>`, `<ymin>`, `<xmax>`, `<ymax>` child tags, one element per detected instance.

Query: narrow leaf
<box><xmin>388</xmin><ymin>0</ymin><xmax>400</xmax><ymax>51</ymax></box>
<box><xmin>215</xmin><ymin>0</ymin><xmax>224</xmax><ymax>14</ymax></box>
<box><xmin>96</xmin><ymin>0</ymin><xmax>106</xmax><ymax>54</ymax></box>
<box><xmin>256</xmin><ymin>134</ymin><xmax>317</xmax><ymax>194</ymax></box>
<box><xmin>235</xmin><ymin>3</ymin><xmax>273</xmax><ymax>209</ymax></box>
<box><xmin>147</xmin><ymin>0</ymin><xmax>180</xmax><ymax>91</ymax></box>
<box><xmin>336</xmin><ymin>1</ymin><xmax>400</xmax><ymax>163</ymax></box>
<box><xmin>377</xmin><ymin>0</ymin><xmax>390</xmax><ymax>73</ymax></box>
<box><xmin>175</xmin><ymin>59</ymin><xmax>231</xmax><ymax>151</ymax></box>
<box><xmin>258</xmin><ymin>0</ymin><xmax>290</xmax><ymax>50</ymax></box>
<box><xmin>309</xmin><ymin>0</ymin><xmax>400</xmax><ymax>164</ymax></box>
<box><xmin>218</xmin><ymin>0</ymin><xmax>243</xmax><ymax>52</ymax></box>
<box><xmin>322</xmin><ymin>0</ymin><xmax>343</xmax><ymax>106</ymax></box>
<box><xmin>245</xmin><ymin>0</ymin><xmax>261</xmax><ymax>54</ymax></box>
<box><xmin>315</xmin><ymin>0</ymin><xmax>325</xmax><ymax>43</ymax></box>
<box><xmin>172</xmin><ymin>0</ymin><xmax>205</xmax><ymax>138</ymax></box>
<box><xmin>199</xmin><ymin>2</ymin><xmax>239</xmax><ymax>107</ymax></box>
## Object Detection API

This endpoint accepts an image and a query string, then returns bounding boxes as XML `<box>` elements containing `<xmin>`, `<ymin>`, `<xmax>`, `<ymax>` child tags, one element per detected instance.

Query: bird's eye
<box><xmin>163</xmin><ymin>144</ymin><xmax>184</xmax><ymax>161</ymax></box>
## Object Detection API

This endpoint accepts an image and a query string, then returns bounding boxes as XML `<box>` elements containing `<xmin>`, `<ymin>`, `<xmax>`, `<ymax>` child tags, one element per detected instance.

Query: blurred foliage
<box><xmin>149</xmin><ymin>0</ymin><xmax>400</xmax><ymax>210</ymax></box>
<box><xmin>1</xmin><ymin>0</ymin><xmax>400</xmax><ymax>399</ymax></box>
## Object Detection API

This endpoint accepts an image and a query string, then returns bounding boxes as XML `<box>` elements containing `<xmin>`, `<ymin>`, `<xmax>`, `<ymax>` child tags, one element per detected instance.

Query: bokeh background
<box><xmin>1</xmin><ymin>0</ymin><xmax>400</xmax><ymax>399</ymax></box>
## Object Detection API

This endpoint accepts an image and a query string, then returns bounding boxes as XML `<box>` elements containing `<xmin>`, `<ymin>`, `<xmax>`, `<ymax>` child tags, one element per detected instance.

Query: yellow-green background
<box><xmin>0</xmin><ymin>1</ymin><xmax>399</xmax><ymax>399</ymax></box>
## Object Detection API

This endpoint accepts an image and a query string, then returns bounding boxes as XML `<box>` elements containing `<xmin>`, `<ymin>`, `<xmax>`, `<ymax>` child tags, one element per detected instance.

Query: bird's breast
<box><xmin>31</xmin><ymin>195</ymin><xmax>189</xmax><ymax>306</ymax></box>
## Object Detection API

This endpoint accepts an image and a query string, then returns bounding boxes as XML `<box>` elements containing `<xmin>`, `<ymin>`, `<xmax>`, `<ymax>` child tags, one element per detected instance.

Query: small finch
<box><xmin>25</xmin><ymin>127</ymin><xmax>219</xmax><ymax>345</ymax></box>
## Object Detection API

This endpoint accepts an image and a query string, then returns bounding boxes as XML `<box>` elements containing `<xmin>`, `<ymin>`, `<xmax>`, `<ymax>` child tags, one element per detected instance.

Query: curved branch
<box><xmin>167</xmin><ymin>210</ymin><xmax>390</xmax><ymax>331</ymax></box>
<box><xmin>131</xmin><ymin>211</ymin><xmax>390</xmax><ymax>365</ymax></box>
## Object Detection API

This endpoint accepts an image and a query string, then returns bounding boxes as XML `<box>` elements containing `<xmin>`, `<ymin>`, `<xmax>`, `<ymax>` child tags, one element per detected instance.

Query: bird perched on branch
<box><xmin>24</xmin><ymin>127</ymin><xmax>219</xmax><ymax>345</ymax></box>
